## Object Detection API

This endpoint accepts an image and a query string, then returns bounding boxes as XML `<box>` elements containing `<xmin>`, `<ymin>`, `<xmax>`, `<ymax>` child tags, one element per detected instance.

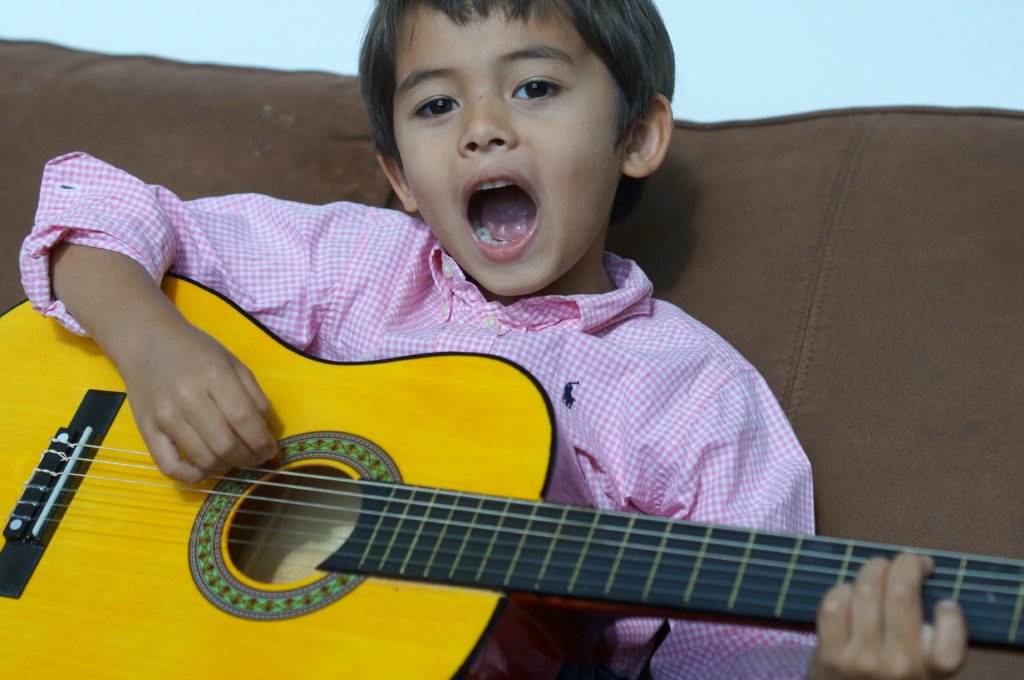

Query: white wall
<box><xmin>3</xmin><ymin>0</ymin><xmax>1022</xmax><ymax>122</ymax></box>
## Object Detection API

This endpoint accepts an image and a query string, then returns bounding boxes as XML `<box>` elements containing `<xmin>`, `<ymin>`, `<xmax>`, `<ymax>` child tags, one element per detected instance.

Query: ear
<box><xmin>377</xmin><ymin>154</ymin><xmax>419</xmax><ymax>213</ymax></box>
<box><xmin>619</xmin><ymin>94</ymin><xmax>674</xmax><ymax>179</ymax></box>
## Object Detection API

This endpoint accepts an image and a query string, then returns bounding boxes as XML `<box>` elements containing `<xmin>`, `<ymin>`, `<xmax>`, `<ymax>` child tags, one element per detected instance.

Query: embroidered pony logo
<box><xmin>562</xmin><ymin>381</ymin><xmax>580</xmax><ymax>409</ymax></box>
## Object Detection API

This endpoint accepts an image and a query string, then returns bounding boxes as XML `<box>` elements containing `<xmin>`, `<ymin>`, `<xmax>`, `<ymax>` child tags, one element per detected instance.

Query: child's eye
<box><xmin>416</xmin><ymin>97</ymin><xmax>458</xmax><ymax>118</ymax></box>
<box><xmin>514</xmin><ymin>80</ymin><xmax>558</xmax><ymax>100</ymax></box>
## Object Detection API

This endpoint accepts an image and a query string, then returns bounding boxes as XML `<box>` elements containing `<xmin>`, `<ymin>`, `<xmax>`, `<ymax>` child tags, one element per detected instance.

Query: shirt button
<box><xmin>441</xmin><ymin>301</ymin><xmax>450</xmax><ymax>317</ymax></box>
<box><xmin>482</xmin><ymin>315</ymin><xmax>500</xmax><ymax>331</ymax></box>
<box><xmin>442</xmin><ymin>261</ymin><xmax>454</xmax><ymax>278</ymax></box>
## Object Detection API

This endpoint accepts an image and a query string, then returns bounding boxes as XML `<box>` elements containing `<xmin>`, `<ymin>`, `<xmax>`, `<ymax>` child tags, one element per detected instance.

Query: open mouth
<box><xmin>467</xmin><ymin>180</ymin><xmax>538</xmax><ymax>247</ymax></box>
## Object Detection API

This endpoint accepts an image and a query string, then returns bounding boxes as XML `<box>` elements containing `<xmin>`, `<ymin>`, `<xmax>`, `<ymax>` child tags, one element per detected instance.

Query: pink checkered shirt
<box><xmin>21</xmin><ymin>153</ymin><xmax>817</xmax><ymax>678</ymax></box>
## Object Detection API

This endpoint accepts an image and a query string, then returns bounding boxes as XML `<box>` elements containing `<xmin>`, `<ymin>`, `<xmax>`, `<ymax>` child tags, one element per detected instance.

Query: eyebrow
<box><xmin>395</xmin><ymin>44</ymin><xmax>578</xmax><ymax>99</ymax></box>
<box><xmin>501</xmin><ymin>45</ymin><xmax>577</xmax><ymax>70</ymax></box>
<box><xmin>396</xmin><ymin>67</ymin><xmax>455</xmax><ymax>99</ymax></box>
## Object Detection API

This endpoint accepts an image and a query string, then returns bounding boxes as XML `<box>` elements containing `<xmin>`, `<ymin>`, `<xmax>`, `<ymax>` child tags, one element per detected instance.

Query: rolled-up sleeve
<box><xmin>20</xmin><ymin>152</ymin><xmax>179</xmax><ymax>333</ymax></box>
<box><xmin>18</xmin><ymin>152</ymin><xmax>393</xmax><ymax>352</ymax></box>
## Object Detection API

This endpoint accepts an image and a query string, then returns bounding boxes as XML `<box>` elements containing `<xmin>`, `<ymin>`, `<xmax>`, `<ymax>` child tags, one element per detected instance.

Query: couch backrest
<box><xmin>615</xmin><ymin>109</ymin><xmax>1024</xmax><ymax>556</ymax></box>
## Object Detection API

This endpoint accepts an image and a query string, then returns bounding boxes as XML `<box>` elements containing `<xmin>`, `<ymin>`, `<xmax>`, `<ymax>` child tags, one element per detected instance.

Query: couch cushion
<box><xmin>614</xmin><ymin>109</ymin><xmax>1024</xmax><ymax>676</ymax></box>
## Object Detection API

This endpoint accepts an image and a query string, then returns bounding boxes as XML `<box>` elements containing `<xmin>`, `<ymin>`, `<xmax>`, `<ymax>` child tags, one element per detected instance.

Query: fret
<box><xmin>850</xmin><ymin>542</ymin><xmax>899</xmax><ymax>571</ymax></box>
<box><xmin>398</xmin><ymin>489</ymin><xmax>439</xmax><ymax>576</ymax></box>
<box><xmin>945</xmin><ymin>557</ymin><xmax>1024</xmax><ymax>645</ymax></box>
<box><xmin>640</xmin><ymin>524</ymin><xmax>769</xmax><ymax>616</ymax></box>
<box><xmin>567</xmin><ymin>514</ymin><xmax>663</xmax><ymax>604</ymax></box>
<box><xmin>414</xmin><ymin>493</ymin><xmax>519</xmax><ymax>587</ymax></box>
<box><xmin>376</xmin><ymin>486</ymin><xmax>418</xmax><ymax>571</ymax></box>
<box><xmin>567</xmin><ymin>511</ymin><xmax>601</xmax><ymax>594</ymax></box>
<box><xmin>565</xmin><ymin>512</ymin><xmax>635</xmax><ymax>600</ymax></box>
<box><xmin>683</xmin><ymin>525</ymin><xmax>713</xmax><ymax>605</ymax></box>
<box><xmin>1011</xmin><ymin>581</ymin><xmax>1024</xmax><ymax>644</ymax></box>
<box><xmin>446</xmin><ymin>495</ymin><xmax>489</xmax><ymax>582</ymax></box>
<box><xmin>604</xmin><ymin>515</ymin><xmax>637</xmax><ymax>596</ymax></box>
<box><xmin>534</xmin><ymin>505</ymin><xmax>570</xmax><ymax>586</ymax></box>
<box><xmin>355</xmin><ymin>484</ymin><xmax>402</xmax><ymax>570</ymax></box>
<box><xmin>775</xmin><ymin>536</ymin><xmax>803</xmax><ymax>618</ymax></box>
<box><xmin>502</xmin><ymin>502</ymin><xmax>540</xmax><ymax>587</ymax></box>
<box><xmin>783</xmin><ymin>538</ymin><xmax>857</xmax><ymax>625</ymax></box>
<box><xmin>474</xmin><ymin>499</ymin><xmax>511</xmax><ymax>582</ymax></box>
<box><xmin>419</xmin><ymin>490</ymin><xmax>482</xmax><ymax>582</ymax></box>
<box><xmin>920</xmin><ymin>552</ymin><xmax>963</xmax><ymax>616</ymax></box>
<box><xmin>499</xmin><ymin>502</ymin><xmax>566</xmax><ymax>592</ymax></box>
<box><xmin>641</xmin><ymin>519</ymin><xmax>674</xmax><ymax>602</ymax></box>
<box><xmin>619</xmin><ymin>518</ymin><xmax>713</xmax><ymax>609</ymax></box>
<box><xmin>950</xmin><ymin>556</ymin><xmax>968</xmax><ymax>601</ymax></box>
<box><xmin>535</xmin><ymin>506</ymin><xmax>599</xmax><ymax>594</ymax></box>
<box><xmin>728</xmin><ymin>531</ymin><xmax>798</xmax><ymax>620</ymax></box>
<box><xmin>421</xmin><ymin>490</ymin><xmax>461</xmax><ymax>578</ymax></box>
<box><xmin>836</xmin><ymin>542</ymin><xmax>855</xmax><ymax>586</ymax></box>
<box><xmin>726</xmin><ymin>530</ymin><xmax>757</xmax><ymax>611</ymax></box>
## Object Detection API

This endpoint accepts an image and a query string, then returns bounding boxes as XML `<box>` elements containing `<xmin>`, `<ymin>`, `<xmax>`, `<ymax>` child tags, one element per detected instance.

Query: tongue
<box><xmin>478</xmin><ymin>186</ymin><xmax>536</xmax><ymax>243</ymax></box>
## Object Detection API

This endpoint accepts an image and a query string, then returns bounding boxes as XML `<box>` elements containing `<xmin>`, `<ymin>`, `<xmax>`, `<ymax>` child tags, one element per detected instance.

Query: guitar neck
<box><xmin>319</xmin><ymin>481</ymin><xmax>1024</xmax><ymax>648</ymax></box>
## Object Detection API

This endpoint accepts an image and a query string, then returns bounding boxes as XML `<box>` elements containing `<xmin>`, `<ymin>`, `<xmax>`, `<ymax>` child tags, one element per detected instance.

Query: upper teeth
<box><xmin>476</xmin><ymin>180</ymin><xmax>513</xmax><ymax>191</ymax></box>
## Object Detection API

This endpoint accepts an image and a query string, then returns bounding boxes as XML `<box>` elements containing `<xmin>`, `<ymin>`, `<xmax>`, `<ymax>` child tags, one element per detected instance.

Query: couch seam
<box><xmin>781</xmin><ymin>114</ymin><xmax>880</xmax><ymax>422</ymax></box>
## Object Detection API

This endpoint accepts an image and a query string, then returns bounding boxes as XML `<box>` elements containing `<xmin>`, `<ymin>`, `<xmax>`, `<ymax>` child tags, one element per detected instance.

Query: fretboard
<box><xmin>318</xmin><ymin>482</ymin><xmax>1024</xmax><ymax>647</ymax></box>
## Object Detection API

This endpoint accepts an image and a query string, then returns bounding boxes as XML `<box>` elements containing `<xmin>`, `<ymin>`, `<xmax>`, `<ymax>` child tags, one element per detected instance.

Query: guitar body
<box><xmin>0</xmin><ymin>277</ymin><xmax>556</xmax><ymax>678</ymax></box>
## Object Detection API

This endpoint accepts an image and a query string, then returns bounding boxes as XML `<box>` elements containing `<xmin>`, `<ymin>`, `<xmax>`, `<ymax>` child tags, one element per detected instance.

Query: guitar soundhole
<box><xmin>189</xmin><ymin>431</ymin><xmax>400</xmax><ymax>620</ymax></box>
<box><xmin>226</xmin><ymin>464</ymin><xmax>360</xmax><ymax>585</ymax></box>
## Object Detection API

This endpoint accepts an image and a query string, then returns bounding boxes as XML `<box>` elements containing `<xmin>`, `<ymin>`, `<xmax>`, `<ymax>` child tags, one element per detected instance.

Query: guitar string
<box><xmin>27</xmin><ymin>440</ymin><xmax>1024</xmax><ymax>589</ymax></box>
<box><xmin>17</xmin><ymin>510</ymin><xmax>1024</xmax><ymax>632</ymax></box>
<box><xmin>21</xmin><ymin>493</ymin><xmax>1024</xmax><ymax>613</ymax></box>
<box><xmin>16</xmin><ymin>500</ymin><xmax>1024</xmax><ymax>628</ymax></box>
<box><xmin>14</xmin><ymin>528</ymin><xmax>1024</xmax><ymax>647</ymax></box>
<box><xmin>56</xmin><ymin>440</ymin><xmax>1024</xmax><ymax>571</ymax></box>
<box><xmin>23</xmin><ymin>483</ymin><xmax>1024</xmax><ymax>605</ymax></box>
<box><xmin>16</xmin><ymin>486</ymin><xmax>1006</xmax><ymax>599</ymax></box>
<box><xmin>68</xmin><ymin>441</ymin><xmax>1024</xmax><ymax>575</ymax></box>
<box><xmin>53</xmin><ymin>439</ymin><xmax>1024</xmax><ymax>575</ymax></box>
<box><xmin>25</xmin><ymin>451</ymin><xmax>1023</xmax><ymax>591</ymax></box>
<box><xmin>12</xmin><ymin>509</ymin><xmax>344</xmax><ymax>549</ymax></box>
<box><xmin>16</xmin><ymin>450</ymin><xmax>1024</xmax><ymax>599</ymax></box>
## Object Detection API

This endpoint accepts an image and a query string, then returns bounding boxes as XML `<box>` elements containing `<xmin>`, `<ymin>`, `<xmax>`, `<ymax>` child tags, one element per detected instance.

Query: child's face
<box><xmin>379</xmin><ymin>8</ymin><xmax>639</xmax><ymax>303</ymax></box>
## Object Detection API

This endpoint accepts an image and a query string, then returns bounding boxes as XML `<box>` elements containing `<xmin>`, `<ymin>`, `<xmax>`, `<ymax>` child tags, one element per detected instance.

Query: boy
<box><xmin>20</xmin><ymin>0</ymin><xmax>967</xmax><ymax>677</ymax></box>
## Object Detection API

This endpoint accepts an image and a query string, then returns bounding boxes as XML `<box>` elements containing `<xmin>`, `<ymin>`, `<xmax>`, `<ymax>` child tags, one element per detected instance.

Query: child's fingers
<box><xmin>815</xmin><ymin>583</ymin><xmax>853</xmax><ymax>656</ymax></box>
<box><xmin>221</xmin><ymin>360</ymin><xmax>276</xmax><ymax>456</ymax></box>
<box><xmin>925</xmin><ymin>600</ymin><xmax>968</xmax><ymax>676</ymax></box>
<box><xmin>811</xmin><ymin>553</ymin><xmax>966</xmax><ymax>680</ymax></box>
<box><xmin>849</xmin><ymin>556</ymin><xmax>890</xmax><ymax>654</ymax></box>
<box><xmin>143</xmin><ymin>425</ymin><xmax>207</xmax><ymax>484</ymax></box>
<box><xmin>209</xmin><ymin>369</ymin><xmax>277</xmax><ymax>463</ymax></box>
<box><xmin>233</xmin><ymin>359</ymin><xmax>271</xmax><ymax>417</ymax></box>
<box><xmin>171</xmin><ymin>389</ymin><xmax>252</xmax><ymax>471</ymax></box>
<box><xmin>882</xmin><ymin>553</ymin><xmax>930</xmax><ymax>656</ymax></box>
<box><xmin>160</xmin><ymin>412</ymin><xmax>230</xmax><ymax>473</ymax></box>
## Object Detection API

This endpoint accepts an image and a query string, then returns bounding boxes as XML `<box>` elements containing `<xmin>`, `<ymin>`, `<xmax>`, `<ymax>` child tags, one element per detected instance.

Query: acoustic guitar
<box><xmin>1</xmin><ymin>277</ymin><xmax>1021</xmax><ymax>678</ymax></box>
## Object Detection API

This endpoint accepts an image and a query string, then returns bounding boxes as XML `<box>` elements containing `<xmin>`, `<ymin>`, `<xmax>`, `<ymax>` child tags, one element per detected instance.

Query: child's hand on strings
<box><xmin>116</xmin><ymin>317</ymin><xmax>278</xmax><ymax>482</ymax></box>
<box><xmin>51</xmin><ymin>243</ymin><xmax>278</xmax><ymax>483</ymax></box>
<box><xmin>807</xmin><ymin>552</ymin><xmax>968</xmax><ymax>679</ymax></box>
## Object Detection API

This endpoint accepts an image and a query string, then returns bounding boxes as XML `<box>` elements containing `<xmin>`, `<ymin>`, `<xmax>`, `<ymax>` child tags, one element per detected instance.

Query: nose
<box><xmin>459</xmin><ymin>95</ymin><xmax>517</xmax><ymax>155</ymax></box>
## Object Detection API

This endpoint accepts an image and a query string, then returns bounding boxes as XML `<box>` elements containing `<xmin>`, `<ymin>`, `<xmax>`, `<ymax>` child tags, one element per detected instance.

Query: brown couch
<box><xmin>1</xmin><ymin>40</ymin><xmax>1021</xmax><ymax>678</ymax></box>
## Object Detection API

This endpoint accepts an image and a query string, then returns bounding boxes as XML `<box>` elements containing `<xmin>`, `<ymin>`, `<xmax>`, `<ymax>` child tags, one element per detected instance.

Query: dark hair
<box><xmin>359</xmin><ymin>0</ymin><xmax>675</xmax><ymax>222</ymax></box>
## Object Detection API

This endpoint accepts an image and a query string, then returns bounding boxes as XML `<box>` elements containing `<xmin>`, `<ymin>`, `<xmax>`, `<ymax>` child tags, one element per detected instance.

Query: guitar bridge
<box><xmin>0</xmin><ymin>389</ymin><xmax>125</xmax><ymax>598</ymax></box>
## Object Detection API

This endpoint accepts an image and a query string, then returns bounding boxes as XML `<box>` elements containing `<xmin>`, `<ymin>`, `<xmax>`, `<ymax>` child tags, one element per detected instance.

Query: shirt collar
<box><xmin>429</xmin><ymin>243</ymin><xmax>653</xmax><ymax>333</ymax></box>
